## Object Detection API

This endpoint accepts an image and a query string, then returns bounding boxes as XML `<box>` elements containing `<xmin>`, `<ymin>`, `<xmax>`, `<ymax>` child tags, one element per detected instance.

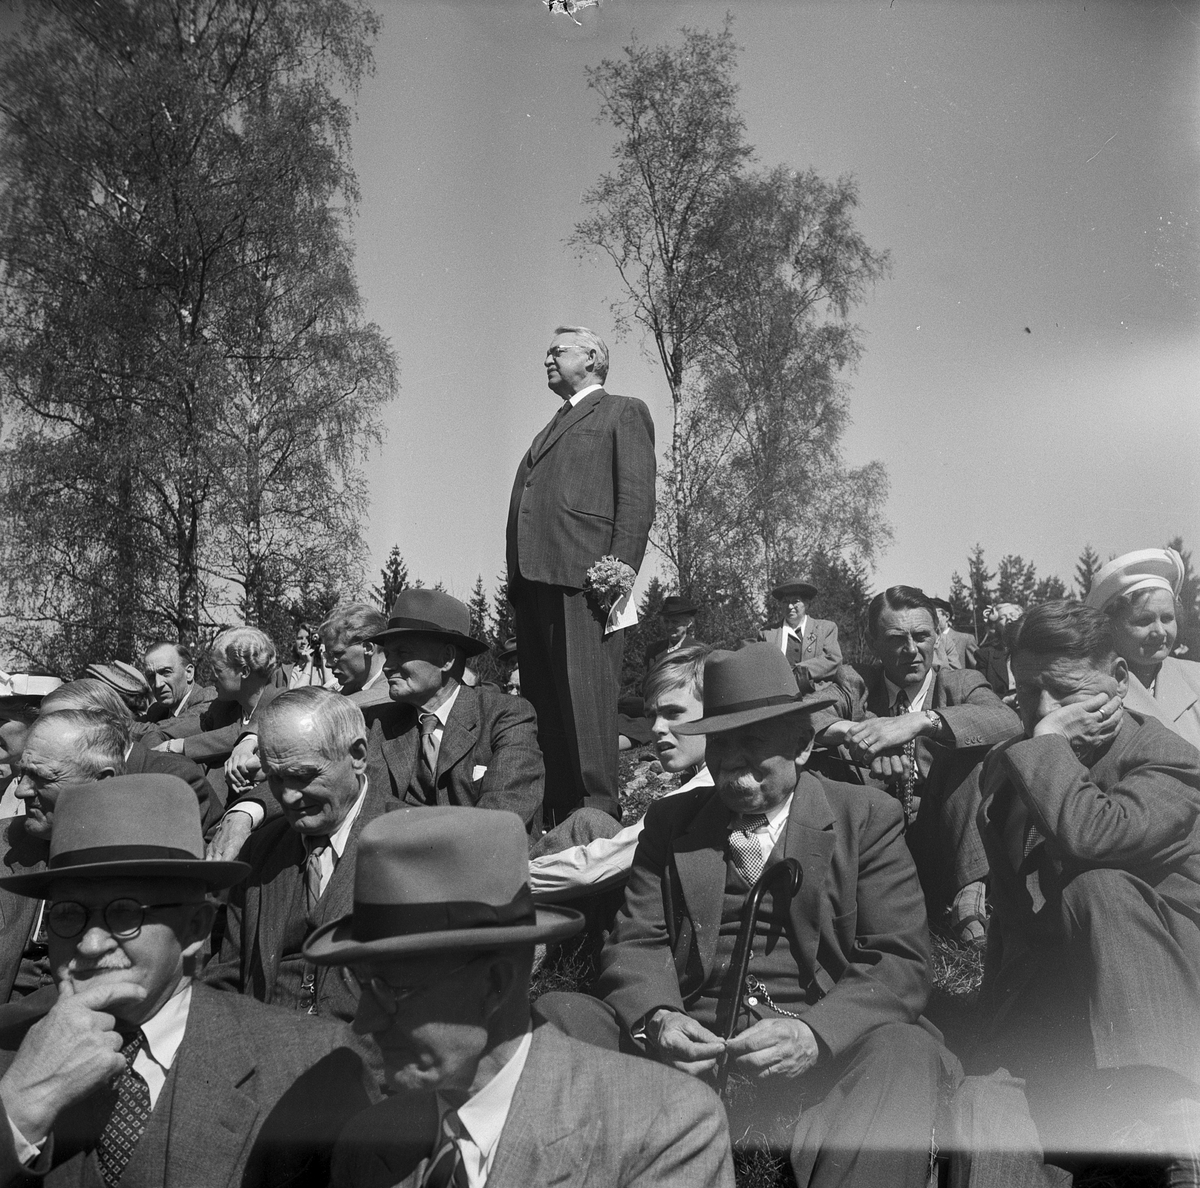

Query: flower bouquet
<box><xmin>584</xmin><ymin>555</ymin><xmax>639</xmax><ymax>635</ymax></box>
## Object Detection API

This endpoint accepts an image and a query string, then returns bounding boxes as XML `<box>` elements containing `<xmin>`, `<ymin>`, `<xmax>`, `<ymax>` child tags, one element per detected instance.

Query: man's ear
<box><xmin>349</xmin><ymin>736</ymin><xmax>368</xmax><ymax>770</ymax></box>
<box><xmin>1111</xmin><ymin>655</ymin><xmax>1130</xmax><ymax>698</ymax></box>
<box><xmin>181</xmin><ymin>900</ymin><xmax>217</xmax><ymax>958</ymax></box>
<box><xmin>795</xmin><ymin>733</ymin><xmax>816</xmax><ymax>770</ymax></box>
<box><xmin>184</xmin><ymin>664</ymin><xmax>195</xmax><ymax>684</ymax></box>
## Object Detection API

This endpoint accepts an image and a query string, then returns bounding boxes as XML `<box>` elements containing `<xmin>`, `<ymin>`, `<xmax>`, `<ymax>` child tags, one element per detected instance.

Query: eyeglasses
<box><xmin>344</xmin><ymin>956</ymin><xmax>480</xmax><ymax>1016</ymax></box>
<box><xmin>546</xmin><ymin>345</ymin><xmax>583</xmax><ymax>358</ymax></box>
<box><xmin>46</xmin><ymin>898</ymin><xmax>197</xmax><ymax>940</ymax></box>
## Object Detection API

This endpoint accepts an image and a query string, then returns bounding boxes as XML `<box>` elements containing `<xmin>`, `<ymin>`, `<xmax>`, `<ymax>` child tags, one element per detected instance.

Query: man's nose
<box><xmin>75</xmin><ymin>923</ymin><xmax>119</xmax><ymax>956</ymax></box>
<box><xmin>13</xmin><ymin>776</ymin><xmax>34</xmax><ymax>801</ymax></box>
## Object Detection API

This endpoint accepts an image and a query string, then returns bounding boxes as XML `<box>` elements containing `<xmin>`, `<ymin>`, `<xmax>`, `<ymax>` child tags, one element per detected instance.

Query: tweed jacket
<box><xmin>757</xmin><ymin>619</ymin><xmax>842</xmax><ymax>687</ymax></box>
<box><xmin>124</xmin><ymin>741</ymin><xmax>222</xmax><ymax>834</ymax></box>
<box><xmin>934</xmin><ymin>630</ymin><xmax>980</xmax><ymax>672</ymax></box>
<box><xmin>204</xmin><ymin>777</ymin><xmax>393</xmax><ymax>1023</ymax></box>
<box><xmin>0</xmin><ymin>982</ymin><xmax>375</xmax><ymax>1188</ymax></box>
<box><xmin>0</xmin><ymin>818</ymin><xmax>47</xmax><ymax>1004</ymax></box>
<box><xmin>1121</xmin><ymin>657</ymin><xmax>1200</xmax><ymax>751</ymax></box>
<box><xmin>977</xmin><ymin>711</ymin><xmax>1200</xmax><ymax>1078</ymax></box>
<box><xmin>331</xmin><ymin>1021</ymin><xmax>733</xmax><ymax>1188</ymax></box>
<box><xmin>597</xmin><ymin>775</ymin><xmax>931</xmax><ymax>1060</ymax></box>
<box><xmin>506</xmin><ymin>388</ymin><xmax>655</xmax><ymax>590</ymax></box>
<box><xmin>365</xmin><ymin>684</ymin><xmax>544</xmax><ymax>833</ymax></box>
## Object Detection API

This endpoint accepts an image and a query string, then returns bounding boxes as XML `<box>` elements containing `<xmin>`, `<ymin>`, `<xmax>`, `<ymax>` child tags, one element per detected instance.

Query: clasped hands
<box><xmin>822</xmin><ymin>711</ymin><xmax>934</xmax><ymax>780</ymax></box>
<box><xmin>646</xmin><ymin>1009</ymin><xmax>819</xmax><ymax>1080</ymax></box>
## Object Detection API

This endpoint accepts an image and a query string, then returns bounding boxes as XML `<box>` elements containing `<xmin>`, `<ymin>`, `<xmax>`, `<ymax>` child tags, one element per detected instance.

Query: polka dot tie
<box><xmin>728</xmin><ymin>814</ymin><xmax>769</xmax><ymax>885</ymax></box>
<box><xmin>421</xmin><ymin>1108</ymin><xmax>470</xmax><ymax>1188</ymax></box>
<box><xmin>97</xmin><ymin>1030</ymin><xmax>151</xmax><ymax>1187</ymax></box>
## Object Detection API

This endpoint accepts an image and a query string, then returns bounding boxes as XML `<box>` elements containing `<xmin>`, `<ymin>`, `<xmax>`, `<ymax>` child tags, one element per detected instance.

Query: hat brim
<box><xmin>771</xmin><ymin>585</ymin><xmax>818</xmax><ymax>601</ymax></box>
<box><xmin>368</xmin><ymin>626</ymin><xmax>488</xmax><ymax>658</ymax></box>
<box><xmin>0</xmin><ymin>859</ymin><xmax>251</xmax><ymax>897</ymax></box>
<box><xmin>675</xmin><ymin>691</ymin><xmax>841</xmax><ymax>736</ymax></box>
<box><xmin>302</xmin><ymin>903</ymin><xmax>585</xmax><ymax>964</ymax></box>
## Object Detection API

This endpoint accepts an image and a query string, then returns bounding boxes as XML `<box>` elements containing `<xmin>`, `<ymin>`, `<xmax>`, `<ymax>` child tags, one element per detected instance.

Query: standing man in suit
<box><xmin>0</xmin><ymin>774</ymin><xmax>374</xmax><ymax>1187</ymax></box>
<box><xmin>758</xmin><ymin>578</ymin><xmax>842</xmax><ymax>693</ymax></box>
<box><xmin>976</xmin><ymin>600</ymin><xmax>1200</xmax><ymax>1169</ymax></box>
<box><xmin>823</xmin><ymin>587</ymin><xmax>1021</xmax><ymax>946</ymax></box>
<box><xmin>930</xmin><ymin>598</ymin><xmax>979</xmax><ymax>671</ymax></box>
<box><xmin>302</xmin><ymin>805</ymin><xmax>734</xmax><ymax>1188</ymax></box>
<box><xmin>365</xmin><ymin>589</ymin><xmax>544</xmax><ymax>834</ymax></box>
<box><xmin>140</xmin><ymin>642</ymin><xmax>216</xmax><ymax>740</ymax></box>
<box><xmin>507</xmin><ymin>325</ymin><xmax>656</xmax><ymax>824</ymax></box>
<box><xmin>538</xmin><ymin>644</ymin><xmax>948</xmax><ymax>1188</ymax></box>
<box><xmin>204</xmin><ymin>689</ymin><xmax>390</xmax><ymax>1029</ymax></box>
<box><xmin>644</xmin><ymin>596</ymin><xmax>701</xmax><ymax>668</ymax></box>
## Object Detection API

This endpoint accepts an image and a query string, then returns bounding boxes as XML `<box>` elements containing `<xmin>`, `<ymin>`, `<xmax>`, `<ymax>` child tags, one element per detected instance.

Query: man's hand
<box><xmin>205</xmin><ymin>810</ymin><xmax>253</xmax><ymax>862</ymax></box>
<box><xmin>647</xmin><ymin>1010</ymin><xmax>725</xmax><ymax>1077</ymax></box>
<box><xmin>0</xmin><ymin>980</ymin><xmax>146</xmax><ymax>1145</ymax></box>
<box><xmin>1033</xmin><ymin>691</ymin><xmax>1123</xmax><ymax>758</ymax></box>
<box><xmin>224</xmin><ymin>734</ymin><xmax>261</xmax><ymax>793</ymax></box>
<box><xmin>724</xmin><ymin>1017</ymin><xmax>820</xmax><ymax>1080</ymax></box>
<box><xmin>843</xmin><ymin>713</ymin><xmax>928</xmax><ymax>763</ymax></box>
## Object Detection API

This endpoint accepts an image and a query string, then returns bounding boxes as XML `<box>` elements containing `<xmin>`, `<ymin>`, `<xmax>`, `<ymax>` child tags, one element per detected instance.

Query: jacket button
<box><xmin>525</xmin><ymin>481</ymin><xmax>532</xmax><ymax>488</ymax></box>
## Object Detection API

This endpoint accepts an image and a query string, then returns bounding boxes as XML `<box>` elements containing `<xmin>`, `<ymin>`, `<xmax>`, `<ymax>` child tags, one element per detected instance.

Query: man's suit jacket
<box><xmin>1122</xmin><ymin>657</ymin><xmax>1200</xmax><ymax>751</ymax></box>
<box><xmin>0</xmin><ymin>818</ymin><xmax>46</xmax><ymax>1004</ymax></box>
<box><xmin>757</xmin><ymin>620</ymin><xmax>842</xmax><ymax>688</ymax></box>
<box><xmin>182</xmin><ymin>683</ymin><xmax>287</xmax><ymax>767</ymax></box>
<box><xmin>137</xmin><ymin>684</ymin><xmax>218</xmax><ymax>743</ymax></box>
<box><xmin>0</xmin><ymin>982</ymin><xmax>375</xmax><ymax>1188</ymax></box>
<box><xmin>934</xmin><ymin>630</ymin><xmax>979</xmax><ymax>672</ymax></box>
<box><xmin>974</xmin><ymin>641</ymin><xmax>1011</xmax><ymax>698</ymax></box>
<box><xmin>977</xmin><ymin>711</ymin><xmax>1200</xmax><ymax>1081</ymax></box>
<box><xmin>330</xmin><ymin>1021</ymin><xmax>733</xmax><ymax>1188</ymax></box>
<box><xmin>204</xmin><ymin>778</ymin><xmax>393</xmax><ymax>1023</ymax></box>
<box><xmin>506</xmin><ymin>388</ymin><xmax>655</xmax><ymax>590</ymax></box>
<box><xmin>597</xmin><ymin>775</ymin><xmax>931</xmax><ymax>1061</ymax></box>
<box><xmin>365</xmin><ymin>685</ymin><xmax>544</xmax><ymax>833</ymax></box>
<box><xmin>124</xmin><ymin>741</ymin><xmax>223</xmax><ymax>833</ymax></box>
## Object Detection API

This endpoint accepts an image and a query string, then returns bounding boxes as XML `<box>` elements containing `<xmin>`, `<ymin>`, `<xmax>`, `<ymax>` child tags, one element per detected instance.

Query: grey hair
<box><xmin>28</xmin><ymin>709</ymin><xmax>128</xmax><ymax>776</ymax></box>
<box><xmin>40</xmin><ymin>679</ymin><xmax>133</xmax><ymax>726</ymax></box>
<box><xmin>256</xmin><ymin>687</ymin><xmax>367</xmax><ymax>762</ymax></box>
<box><xmin>554</xmin><ymin>325</ymin><xmax>609</xmax><ymax>382</ymax></box>
<box><xmin>211</xmin><ymin>626</ymin><xmax>277</xmax><ymax>680</ymax></box>
<box><xmin>320</xmin><ymin>603</ymin><xmax>388</xmax><ymax>648</ymax></box>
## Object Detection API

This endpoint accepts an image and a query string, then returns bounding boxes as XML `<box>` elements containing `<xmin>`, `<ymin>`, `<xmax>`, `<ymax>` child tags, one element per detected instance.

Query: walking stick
<box><xmin>715</xmin><ymin>857</ymin><xmax>802</xmax><ymax>1099</ymax></box>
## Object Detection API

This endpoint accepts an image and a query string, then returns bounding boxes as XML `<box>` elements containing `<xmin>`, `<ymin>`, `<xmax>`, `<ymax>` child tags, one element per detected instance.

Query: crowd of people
<box><xmin>0</xmin><ymin>326</ymin><xmax>1198</xmax><ymax>1188</ymax></box>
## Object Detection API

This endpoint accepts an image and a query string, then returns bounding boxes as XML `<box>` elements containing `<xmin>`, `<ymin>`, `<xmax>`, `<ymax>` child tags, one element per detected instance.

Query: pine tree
<box><xmin>467</xmin><ymin>576</ymin><xmax>490</xmax><ymax>644</ymax></box>
<box><xmin>1032</xmin><ymin>575</ymin><xmax>1068</xmax><ymax>603</ymax></box>
<box><xmin>372</xmin><ymin>546</ymin><xmax>409</xmax><ymax>612</ymax></box>
<box><xmin>948</xmin><ymin>573</ymin><xmax>973</xmax><ymax>632</ymax></box>
<box><xmin>1075</xmin><ymin>544</ymin><xmax>1101</xmax><ymax>600</ymax></box>
<box><xmin>966</xmin><ymin>545</ymin><xmax>995</xmax><ymax>640</ymax></box>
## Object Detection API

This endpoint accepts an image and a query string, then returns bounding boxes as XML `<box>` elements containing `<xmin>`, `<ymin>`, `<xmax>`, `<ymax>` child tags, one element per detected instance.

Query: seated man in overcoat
<box><xmin>538</xmin><ymin>643</ymin><xmax>951</xmax><ymax>1188</ymax></box>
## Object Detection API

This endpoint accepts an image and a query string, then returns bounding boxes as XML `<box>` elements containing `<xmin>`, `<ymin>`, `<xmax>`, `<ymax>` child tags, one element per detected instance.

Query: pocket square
<box><xmin>472</xmin><ymin>765</ymin><xmax>488</xmax><ymax>781</ymax></box>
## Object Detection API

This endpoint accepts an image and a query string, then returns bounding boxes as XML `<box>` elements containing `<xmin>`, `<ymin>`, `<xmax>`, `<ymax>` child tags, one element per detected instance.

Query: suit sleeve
<box><xmin>608</xmin><ymin>398</ymin><xmax>656</xmax><ymax>572</ymax></box>
<box><xmin>597</xmin><ymin>799</ymin><xmax>691</xmax><ymax>1029</ymax></box>
<box><xmin>801</xmin><ymin>795</ymin><xmax>931</xmax><ymax>1058</ymax></box>
<box><xmin>998</xmin><ymin>732</ymin><xmax>1200</xmax><ymax>866</ymax></box>
<box><xmin>934</xmin><ymin>670</ymin><xmax>1022</xmax><ymax>749</ymax></box>
<box><xmin>625</xmin><ymin>1074</ymin><xmax>735</xmax><ymax>1188</ymax></box>
<box><xmin>477</xmin><ymin>695</ymin><xmax>545</xmax><ymax>831</ymax></box>
<box><xmin>202</xmin><ymin>862</ymin><xmax>248</xmax><ymax>994</ymax></box>
<box><xmin>798</xmin><ymin>621</ymin><xmax>842</xmax><ymax>685</ymax></box>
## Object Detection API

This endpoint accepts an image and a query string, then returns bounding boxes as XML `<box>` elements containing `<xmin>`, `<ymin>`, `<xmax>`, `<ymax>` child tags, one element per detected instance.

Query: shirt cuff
<box><xmin>7</xmin><ymin>1116</ymin><xmax>45</xmax><ymax>1166</ymax></box>
<box><xmin>224</xmin><ymin>800</ymin><xmax>264</xmax><ymax>829</ymax></box>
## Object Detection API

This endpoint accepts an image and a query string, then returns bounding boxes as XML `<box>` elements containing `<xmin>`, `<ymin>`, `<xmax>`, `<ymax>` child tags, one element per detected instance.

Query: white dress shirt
<box><xmin>732</xmin><ymin>793</ymin><xmax>792</xmax><ymax>866</ymax></box>
<box><xmin>529</xmin><ymin>767</ymin><xmax>714</xmax><ymax>898</ymax></box>
<box><xmin>439</xmin><ymin>1026</ymin><xmax>533</xmax><ymax>1187</ymax></box>
<box><xmin>884</xmin><ymin>665</ymin><xmax>936</xmax><ymax>715</ymax></box>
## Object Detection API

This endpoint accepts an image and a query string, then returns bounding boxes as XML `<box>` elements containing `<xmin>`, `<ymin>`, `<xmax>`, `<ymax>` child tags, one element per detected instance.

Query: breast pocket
<box><xmin>472</xmin><ymin>765</ymin><xmax>488</xmax><ymax>782</ymax></box>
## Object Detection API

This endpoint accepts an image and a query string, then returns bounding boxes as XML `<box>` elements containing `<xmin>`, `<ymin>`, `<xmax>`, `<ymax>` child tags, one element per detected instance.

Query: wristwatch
<box><xmin>924</xmin><ymin>709</ymin><xmax>946</xmax><ymax>739</ymax></box>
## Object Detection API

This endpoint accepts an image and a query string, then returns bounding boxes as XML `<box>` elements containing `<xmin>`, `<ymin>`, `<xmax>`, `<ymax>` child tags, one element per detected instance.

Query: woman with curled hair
<box><xmin>1085</xmin><ymin>547</ymin><xmax>1200</xmax><ymax>749</ymax></box>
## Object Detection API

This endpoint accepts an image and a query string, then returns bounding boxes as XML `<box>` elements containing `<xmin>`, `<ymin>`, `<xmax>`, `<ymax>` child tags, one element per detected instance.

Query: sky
<box><xmin>347</xmin><ymin>0</ymin><xmax>1199</xmax><ymax>609</ymax></box>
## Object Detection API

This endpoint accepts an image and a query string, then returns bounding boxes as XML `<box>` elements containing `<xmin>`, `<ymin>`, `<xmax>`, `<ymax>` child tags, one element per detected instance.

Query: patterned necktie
<box><xmin>97</xmin><ymin>1030</ymin><xmax>151</xmax><ymax>1187</ymax></box>
<box><xmin>892</xmin><ymin>691</ymin><xmax>917</xmax><ymax>824</ymax></box>
<box><xmin>304</xmin><ymin>836</ymin><xmax>331</xmax><ymax>910</ymax></box>
<box><xmin>728</xmin><ymin>814</ymin><xmax>769</xmax><ymax>885</ymax></box>
<box><xmin>421</xmin><ymin>1108</ymin><xmax>471</xmax><ymax>1188</ymax></box>
<box><xmin>417</xmin><ymin>713</ymin><xmax>440</xmax><ymax>801</ymax></box>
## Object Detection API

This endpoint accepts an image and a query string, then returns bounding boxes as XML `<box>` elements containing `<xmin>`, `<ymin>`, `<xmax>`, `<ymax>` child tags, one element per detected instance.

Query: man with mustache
<box><xmin>0</xmin><ymin>774</ymin><xmax>373</xmax><ymax>1187</ymax></box>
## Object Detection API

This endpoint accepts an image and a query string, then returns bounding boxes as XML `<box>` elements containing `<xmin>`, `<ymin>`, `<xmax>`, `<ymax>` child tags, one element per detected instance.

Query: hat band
<box><xmin>49</xmin><ymin>844</ymin><xmax>199</xmax><ymax>869</ymax></box>
<box><xmin>704</xmin><ymin>693</ymin><xmax>800</xmax><ymax>717</ymax></box>
<box><xmin>351</xmin><ymin>887</ymin><xmax>536</xmax><ymax>942</ymax></box>
<box><xmin>384</xmin><ymin>616</ymin><xmax>461</xmax><ymax>635</ymax></box>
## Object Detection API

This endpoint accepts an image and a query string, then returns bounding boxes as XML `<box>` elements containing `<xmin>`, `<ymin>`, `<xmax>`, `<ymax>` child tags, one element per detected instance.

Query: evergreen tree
<box><xmin>966</xmin><ymin>545</ymin><xmax>995</xmax><ymax>640</ymax></box>
<box><xmin>372</xmin><ymin>545</ymin><xmax>410</xmax><ymax>612</ymax></box>
<box><xmin>467</xmin><ymin>576</ymin><xmax>490</xmax><ymax>644</ymax></box>
<box><xmin>996</xmin><ymin>555</ymin><xmax>1038</xmax><ymax>608</ymax></box>
<box><xmin>948</xmin><ymin>573</ymin><xmax>973</xmax><ymax>633</ymax></box>
<box><xmin>1032</xmin><ymin>575</ymin><xmax>1068</xmax><ymax>603</ymax></box>
<box><xmin>1075</xmin><ymin>544</ymin><xmax>1102</xmax><ymax>600</ymax></box>
<box><xmin>490</xmin><ymin>569</ymin><xmax>516</xmax><ymax>650</ymax></box>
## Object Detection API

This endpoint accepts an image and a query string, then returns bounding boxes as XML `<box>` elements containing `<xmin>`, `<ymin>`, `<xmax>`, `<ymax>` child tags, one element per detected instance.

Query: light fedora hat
<box><xmin>304</xmin><ymin>806</ymin><xmax>584</xmax><ymax>963</ymax></box>
<box><xmin>675</xmin><ymin>643</ymin><xmax>840</xmax><ymax>736</ymax></box>
<box><xmin>0</xmin><ymin>774</ymin><xmax>249</xmax><ymax>896</ymax></box>
<box><xmin>369</xmin><ymin>588</ymin><xmax>488</xmax><ymax>658</ymax></box>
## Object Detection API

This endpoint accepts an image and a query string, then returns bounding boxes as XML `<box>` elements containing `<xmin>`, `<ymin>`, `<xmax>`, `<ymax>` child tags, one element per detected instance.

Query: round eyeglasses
<box><xmin>46</xmin><ymin>899</ymin><xmax>196</xmax><ymax>940</ymax></box>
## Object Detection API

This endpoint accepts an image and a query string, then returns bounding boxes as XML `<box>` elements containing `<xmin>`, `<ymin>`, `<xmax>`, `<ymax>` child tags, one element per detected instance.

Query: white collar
<box><xmin>783</xmin><ymin>617</ymin><xmax>808</xmax><ymax>640</ymax></box>
<box><xmin>421</xmin><ymin>682</ymin><xmax>461</xmax><ymax>729</ymax></box>
<box><xmin>172</xmin><ymin>685</ymin><xmax>194</xmax><ymax>717</ymax></box>
<box><xmin>884</xmin><ymin>664</ymin><xmax>935</xmax><ymax>713</ymax></box>
<box><xmin>140</xmin><ymin>979</ymin><xmax>192</xmax><ymax>1075</ymax></box>
<box><xmin>444</xmin><ymin>1026</ymin><xmax>534</xmax><ymax>1170</ymax></box>
<box><xmin>677</xmin><ymin>765</ymin><xmax>713</xmax><ymax>793</ymax></box>
<box><xmin>326</xmin><ymin>779</ymin><xmax>369</xmax><ymax>858</ymax></box>
<box><xmin>566</xmin><ymin>383</ymin><xmax>603</xmax><ymax>408</ymax></box>
<box><xmin>361</xmin><ymin>665</ymin><xmax>386</xmax><ymax>691</ymax></box>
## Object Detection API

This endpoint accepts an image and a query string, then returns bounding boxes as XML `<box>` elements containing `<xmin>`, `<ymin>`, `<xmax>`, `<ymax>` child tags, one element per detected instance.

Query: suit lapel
<box><xmin>316</xmin><ymin>782</ymin><xmax>389</xmax><ymax>925</ymax></box>
<box><xmin>381</xmin><ymin>709</ymin><xmax>419</xmax><ymax>800</ymax></box>
<box><xmin>783</xmin><ymin>774</ymin><xmax>836</xmax><ymax>976</ymax></box>
<box><xmin>436</xmin><ymin>687</ymin><xmax>479</xmax><ymax>791</ymax></box>
<box><xmin>166</xmin><ymin>986</ymin><xmax>259</xmax><ymax>1188</ymax></box>
<box><xmin>673</xmin><ymin>789</ymin><xmax>731</xmax><ymax>978</ymax></box>
<box><xmin>531</xmin><ymin>389</ymin><xmax>603</xmax><ymax>464</ymax></box>
<box><xmin>252</xmin><ymin>828</ymin><xmax>305</xmax><ymax>997</ymax></box>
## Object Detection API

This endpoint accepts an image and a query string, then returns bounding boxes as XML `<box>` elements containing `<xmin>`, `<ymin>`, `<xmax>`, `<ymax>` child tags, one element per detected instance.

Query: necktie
<box><xmin>421</xmin><ymin>1108</ymin><xmax>471</xmax><ymax>1188</ymax></box>
<box><xmin>728</xmin><ymin>814</ymin><xmax>769</xmax><ymax>885</ymax></box>
<box><xmin>417</xmin><ymin>713</ymin><xmax>440</xmax><ymax>801</ymax></box>
<box><xmin>893</xmin><ymin>691</ymin><xmax>917</xmax><ymax>824</ymax></box>
<box><xmin>304</xmin><ymin>836</ymin><xmax>331</xmax><ymax>910</ymax></box>
<box><xmin>532</xmin><ymin>400</ymin><xmax>571</xmax><ymax>458</ymax></box>
<box><xmin>97</xmin><ymin>1030</ymin><xmax>151</xmax><ymax>1187</ymax></box>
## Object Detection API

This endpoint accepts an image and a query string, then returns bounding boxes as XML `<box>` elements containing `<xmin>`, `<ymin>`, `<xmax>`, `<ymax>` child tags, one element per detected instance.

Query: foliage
<box><xmin>0</xmin><ymin>0</ymin><xmax>396</xmax><ymax>672</ymax></box>
<box><xmin>467</xmin><ymin>575</ymin><xmax>490</xmax><ymax>642</ymax></box>
<box><xmin>371</xmin><ymin>545</ymin><xmax>410</xmax><ymax>613</ymax></box>
<box><xmin>1075</xmin><ymin>544</ymin><xmax>1101</xmax><ymax>600</ymax></box>
<box><xmin>996</xmin><ymin>554</ymin><xmax>1038</xmax><ymax>608</ymax></box>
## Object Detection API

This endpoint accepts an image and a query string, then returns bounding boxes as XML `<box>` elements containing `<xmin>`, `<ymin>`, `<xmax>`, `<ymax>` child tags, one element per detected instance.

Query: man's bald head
<box><xmin>256</xmin><ymin>689</ymin><xmax>367</xmax><ymax>837</ymax></box>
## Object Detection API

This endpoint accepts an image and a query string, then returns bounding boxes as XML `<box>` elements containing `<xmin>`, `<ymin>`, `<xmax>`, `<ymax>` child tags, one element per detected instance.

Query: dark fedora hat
<box><xmin>771</xmin><ymin>578</ymin><xmax>818</xmax><ymax>601</ymax></box>
<box><xmin>304</xmin><ymin>807</ymin><xmax>584</xmax><ymax>963</ymax></box>
<box><xmin>661</xmin><ymin>595</ymin><xmax>699</xmax><ymax>617</ymax></box>
<box><xmin>0</xmin><ymin>774</ymin><xmax>249</xmax><ymax>896</ymax></box>
<box><xmin>675</xmin><ymin>643</ymin><xmax>839</xmax><ymax>736</ymax></box>
<box><xmin>495</xmin><ymin>636</ymin><xmax>519</xmax><ymax>664</ymax></box>
<box><xmin>369</xmin><ymin>589</ymin><xmax>487</xmax><ymax>658</ymax></box>
<box><xmin>928</xmin><ymin>596</ymin><xmax>953</xmax><ymax>614</ymax></box>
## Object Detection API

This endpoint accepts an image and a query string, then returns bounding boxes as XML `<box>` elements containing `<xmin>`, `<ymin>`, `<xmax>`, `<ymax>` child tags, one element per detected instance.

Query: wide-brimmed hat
<box><xmin>369</xmin><ymin>589</ymin><xmax>487</xmax><ymax>657</ymax></box>
<box><xmin>675</xmin><ymin>644</ymin><xmax>839</xmax><ymax>736</ymax></box>
<box><xmin>661</xmin><ymin>595</ymin><xmax>699</xmax><ymax>617</ymax></box>
<box><xmin>770</xmin><ymin>578</ymin><xmax>818</xmax><ymax>602</ymax></box>
<box><xmin>495</xmin><ymin>636</ymin><xmax>519</xmax><ymax>664</ymax></box>
<box><xmin>304</xmin><ymin>807</ymin><xmax>584</xmax><ymax>963</ymax></box>
<box><xmin>0</xmin><ymin>774</ymin><xmax>249</xmax><ymax>896</ymax></box>
<box><xmin>1085</xmin><ymin>548</ymin><xmax>1185</xmax><ymax>612</ymax></box>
